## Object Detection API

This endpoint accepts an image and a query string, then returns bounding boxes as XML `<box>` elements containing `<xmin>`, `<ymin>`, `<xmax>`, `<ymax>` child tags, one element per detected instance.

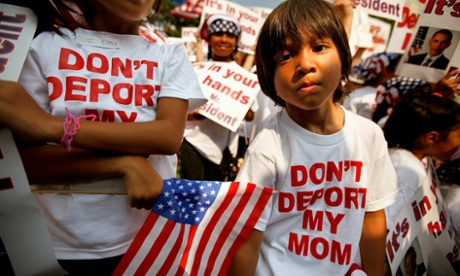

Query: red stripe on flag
<box><xmin>205</xmin><ymin>183</ymin><xmax>256</xmax><ymax>274</ymax></box>
<box><xmin>190</xmin><ymin>182</ymin><xmax>240</xmax><ymax>275</ymax></box>
<box><xmin>113</xmin><ymin>212</ymin><xmax>159</xmax><ymax>276</ymax></box>
<box><xmin>219</xmin><ymin>185</ymin><xmax>273</xmax><ymax>274</ymax></box>
<box><xmin>175</xmin><ymin>225</ymin><xmax>198</xmax><ymax>275</ymax></box>
<box><xmin>134</xmin><ymin>218</ymin><xmax>177</xmax><ymax>275</ymax></box>
<box><xmin>157</xmin><ymin>223</ymin><xmax>187</xmax><ymax>275</ymax></box>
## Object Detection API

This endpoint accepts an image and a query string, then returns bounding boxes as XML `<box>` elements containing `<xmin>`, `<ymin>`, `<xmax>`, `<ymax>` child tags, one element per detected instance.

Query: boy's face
<box><xmin>273</xmin><ymin>37</ymin><xmax>342</xmax><ymax>112</ymax></box>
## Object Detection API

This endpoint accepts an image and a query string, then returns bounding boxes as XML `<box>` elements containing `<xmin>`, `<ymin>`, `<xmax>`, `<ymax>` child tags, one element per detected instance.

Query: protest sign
<box><xmin>0</xmin><ymin>4</ymin><xmax>66</xmax><ymax>275</ymax></box>
<box><xmin>349</xmin><ymin>10</ymin><xmax>374</xmax><ymax>57</ymax></box>
<box><xmin>182</xmin><ymin>26</ymin><xmax>209</xmax><ymax>63</ymax></box>
<box><xmin>199</xmin><ymin>0</ymin><xmax>263</xmax><ymax>54</ymax></box>
<box><xmin>193</xmin><ymin>61</ymin><xmax>259</xmax><ymax>132</ymax></box>
<box><xmin>386</xmin><ymin>0</ymin><xmax>425</xmax><ymax>53</ymax></box>
<box><xmin>386</xmin><ymin>165</ymin><xmax>459</xmax><ymax>275</ymax></box>
<box><xmin>354</xmin><ymin>0</ymin><xmax>406</xmax><ymax>21</ymax></box>
<box><xmin>357</xmin><ymin>16</ymin><xmax>393</xmax><ymax>59</ymax></box>
<box><xmin>395</xmin><ymin>0</ymin><xmax>460</xmax><ymax>82</ymax></box>
<box><xmin>248</xmin><ymin>6</ymin><xmax>272</xmax><ymax>21</ymax></box>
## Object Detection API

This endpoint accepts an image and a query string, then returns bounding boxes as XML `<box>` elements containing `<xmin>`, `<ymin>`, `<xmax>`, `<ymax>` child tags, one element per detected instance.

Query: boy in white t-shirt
<box><xmin>230</xmin><ymin>0</ymin><xmax>398</xmax><ymax>275</ymax></box>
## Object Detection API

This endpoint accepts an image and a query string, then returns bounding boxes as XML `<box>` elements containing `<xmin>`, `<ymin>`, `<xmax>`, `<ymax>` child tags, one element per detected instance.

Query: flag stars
<box><xmin>154</xmin><ymin>178</ymin><xmax>226</xmax><ymax>225</ymax></box>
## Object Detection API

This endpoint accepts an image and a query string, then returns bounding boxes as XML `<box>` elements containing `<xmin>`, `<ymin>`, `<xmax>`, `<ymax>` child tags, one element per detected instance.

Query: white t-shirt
<box><xmin>236</xmin><ymin>107</ymin><xmax>398</xmax><ymax>275</ymax></box>
<box><xmin>342</xmin><ymin>86</ymin><xmax>378</xmax><ymax>120</ymax></box>
<box><xmin>445</xmin><ymin>185</ymin><xmax>460</xmax><ymax>249</ymax></box>
<box><xmin>384</xmin><ymin>148</ymin><xmax>428</xmax><ymax>230</ymax></box>
<box><xmin>18</xmin><ymin>27</ymin><xmax>206</xmax><ymax>259</ymax></box>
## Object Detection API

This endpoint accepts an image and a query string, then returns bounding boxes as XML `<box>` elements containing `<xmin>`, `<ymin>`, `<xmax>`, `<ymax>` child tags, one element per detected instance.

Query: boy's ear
<box><xmin>425</xmin><ymin>131</ymin><xmax>441</xmax><ymax>146</ymax></box>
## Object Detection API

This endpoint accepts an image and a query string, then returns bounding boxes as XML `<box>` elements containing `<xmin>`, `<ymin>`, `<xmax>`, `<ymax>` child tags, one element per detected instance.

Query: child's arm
<box><xmin>0</xmin><ymin>80</ymin><xmax>188</xmax><ymax>155</ymax></box>
<box><xmin>194</xmin><ymin>32</ymin><xmax>205</xmax><ymax>62</ymax></box>
<box><xmin>228</xmin><ymin>229</ymin><xmax>264</xmax><ymax>276</ymax></box>
<box><xmin>360</xmin><ymin>209</ymin><xmax>387</xmax><ymax>276</ymax></box>
<box><xmin>19</xmin><ymin>146</ymin><xmax>162</xmax><ymax>209</ymax></box>
<box><xmin>333</xmin><ymin>0</ymin><xmax>355</xmax><ymax>38</ymax></box>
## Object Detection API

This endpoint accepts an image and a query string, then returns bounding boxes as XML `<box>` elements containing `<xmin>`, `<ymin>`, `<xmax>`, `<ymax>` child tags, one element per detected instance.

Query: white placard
<box><xmin>193</xmin><ymin>61</ymin><xmax>260</xmax><ymax>132</ymax></box>
<box><xmin>199</xmin><ymin>0</ymin><xmax>264</xmax><ymax>54</ymax></box>
<box><xmin>0</xmin><ymin>4</ymin><xmax>66</xmax><ymax>276</ymax></box>
<box><xmin>395</xmin><ymin>0</ymin><xmax>460</xmax><ymax>83</ymax></box>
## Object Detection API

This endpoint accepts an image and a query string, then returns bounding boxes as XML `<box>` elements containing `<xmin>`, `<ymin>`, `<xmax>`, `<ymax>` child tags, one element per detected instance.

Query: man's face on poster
<box><xmin>405</xmin><ymin>251</ymin><xmax>416</xmax><ymax>275</ymax></box>
<box><xmin>429</xmin><ymin>32</ymin><xmax>452</xmax><ymax>56</ymax></box>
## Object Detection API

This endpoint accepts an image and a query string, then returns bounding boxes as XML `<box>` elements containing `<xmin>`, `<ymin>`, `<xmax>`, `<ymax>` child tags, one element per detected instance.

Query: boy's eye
<box><xmin>276</xmin><ymin>52</ymin><xmax>294</xmax><ymax>64</ymax></box>
<box><xmin>312</xmin><ymin>44</ymin><xmax>327</xmax><ymax>52</ymax></box>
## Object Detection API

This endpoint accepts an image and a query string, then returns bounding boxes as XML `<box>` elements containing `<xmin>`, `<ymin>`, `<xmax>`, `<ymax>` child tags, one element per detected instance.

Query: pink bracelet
<box><xmin>60</xmin><ymin>107</ymin><xmax>97</xmax><ymax>151</ymax></box>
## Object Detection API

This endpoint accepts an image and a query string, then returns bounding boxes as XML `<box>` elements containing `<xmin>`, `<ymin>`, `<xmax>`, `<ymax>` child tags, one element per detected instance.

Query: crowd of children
<box><xmin>1</xmin><ymin>0</ymin><xmax>460</xmax><ymax>275</ymax></box>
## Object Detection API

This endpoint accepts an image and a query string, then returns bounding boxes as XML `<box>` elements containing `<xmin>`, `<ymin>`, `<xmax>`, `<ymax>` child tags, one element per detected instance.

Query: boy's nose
<box><xmin>296</xmin><ymin>51</ymin><xmax>316</xmax><ymax>75</ymax></box>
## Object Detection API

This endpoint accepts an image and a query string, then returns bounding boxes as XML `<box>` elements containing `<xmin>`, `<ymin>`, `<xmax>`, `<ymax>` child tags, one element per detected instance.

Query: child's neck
<box><xmin>287</xmin><ymin>103</ymin><xmax>345</xmax><ymax>135</ymax></box>
<box><xmin>212</xmin><ymin>54</ymin><xmax>232</xmax><ymax>62</ymax></box>
<box><xmin>90</xmin><ymin>17</ymin><xmax>141</xmax><ymax>35</ymax></box>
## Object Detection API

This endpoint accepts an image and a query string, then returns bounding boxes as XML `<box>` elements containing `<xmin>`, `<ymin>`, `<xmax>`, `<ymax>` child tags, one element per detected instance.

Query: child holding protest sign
<box><xmin>0</xmin><ymin>0</ymin><xmax>206</xmax><ymax>274</ymax></box>
<box><xmin>382</xmin><ymin>87</ymin><xmax>460</xmax><ymax>230</ymax></box>
<box><xmin>178</xmin><ymin>13</ymin><xmax>256</xmax><ymax>181</ymax></box>
<box><xmin>230</xmin><ymin>0</ymin><xmax>398</xmax><ymax>275</ymax></box>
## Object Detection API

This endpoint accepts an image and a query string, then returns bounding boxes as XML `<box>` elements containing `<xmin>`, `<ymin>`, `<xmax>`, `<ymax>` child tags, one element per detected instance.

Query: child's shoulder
<box><xmin>345</xmin><ymin>108</ymin><xmax>382</xmax><ymax>131</ymax></box>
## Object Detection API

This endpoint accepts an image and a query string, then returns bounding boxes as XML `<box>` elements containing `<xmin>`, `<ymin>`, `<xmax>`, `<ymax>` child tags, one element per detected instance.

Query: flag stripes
<box><xmin>113</xmin><ymin>179</ymin><xmax>272</xmax><ymax>276</ymax></box>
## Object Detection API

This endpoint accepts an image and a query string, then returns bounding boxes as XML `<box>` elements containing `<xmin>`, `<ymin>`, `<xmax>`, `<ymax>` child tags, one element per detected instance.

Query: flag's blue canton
<box><xmin>152</xmin><ymin>178</ymin><xmax>223</xmax><ymax>226</ymax></box>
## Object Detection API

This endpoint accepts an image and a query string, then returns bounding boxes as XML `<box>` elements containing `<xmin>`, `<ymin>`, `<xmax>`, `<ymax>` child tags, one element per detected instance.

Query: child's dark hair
<box><xmin>255</xmin><ymin>0</ymin><xmax>352</xmax><ymax>106</ymax></box>
<box><xmin>383</xmin><ymin>87</ymin><xmax>460</xmax><ymax>149</ymax></box>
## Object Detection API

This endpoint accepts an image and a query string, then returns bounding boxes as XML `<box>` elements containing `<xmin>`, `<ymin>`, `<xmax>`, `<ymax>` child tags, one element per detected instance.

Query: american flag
<box><xmin>407</xmin><ymin>26</ymin><xmax>428</xmax><ymax>59</ymax></box>
<box><xmin>113</xmin><ymin>178</ymin><xmax>272</xmax><ymax>276</ymax></box>
<box><xmin>170</xmin><ymin>0</ymin><xmax>204</xmax><ymax>20</ymax></box>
